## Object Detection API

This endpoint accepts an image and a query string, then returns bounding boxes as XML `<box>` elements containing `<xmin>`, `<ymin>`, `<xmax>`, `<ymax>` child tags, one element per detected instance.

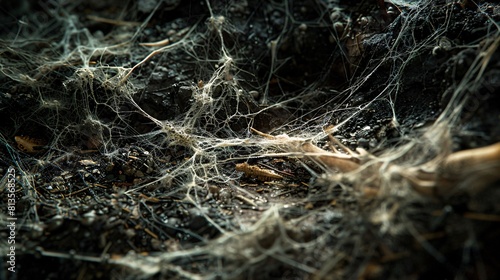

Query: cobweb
<box><xmin>1</xmin><ymin>0</ymin><xmax>499</xmax><ymax>279</ymax></box>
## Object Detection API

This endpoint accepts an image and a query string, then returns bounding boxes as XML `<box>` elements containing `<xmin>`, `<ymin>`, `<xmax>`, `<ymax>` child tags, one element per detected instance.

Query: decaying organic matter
<box><xmin>251</xmin><ymin>127</ymin><xmax>500</xmax><ymax>197</ymax></box>
<box><xmin>14</xmin><ymin>135</ymin><xmax>46</xmax><ymax>154</ymax></box>
<box><xmin>235</xmin><ymin>162</ymin><xmax>284</xmax><ymax>181</ymax></box>
<box><xmin>1</xmin><ymin>1</ymin><xmax>500</xmax><ymax>279</ymax></box>
<box><xmin>407</xmin><ymin>141</ymin><xmax>500</xmax><ymax>196</ymax></box>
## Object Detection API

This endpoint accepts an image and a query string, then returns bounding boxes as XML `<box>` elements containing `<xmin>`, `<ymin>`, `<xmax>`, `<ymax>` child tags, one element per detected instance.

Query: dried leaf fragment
<box><xmin>14</xmin><ymin>136</ymin><xmax>46</xmax><ymax>154</ymax></box>
<box><xmin>236</xmin><ymin>162</ymin><xmax>284</xmax><ymax>181</ymax></box>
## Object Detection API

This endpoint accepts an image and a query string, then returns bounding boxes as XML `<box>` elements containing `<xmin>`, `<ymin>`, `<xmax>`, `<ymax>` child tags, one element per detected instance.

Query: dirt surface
<box><xmin>1</xmin><ymin>1</ymin><xmax>499</xmax><ymax>279</ymax></box>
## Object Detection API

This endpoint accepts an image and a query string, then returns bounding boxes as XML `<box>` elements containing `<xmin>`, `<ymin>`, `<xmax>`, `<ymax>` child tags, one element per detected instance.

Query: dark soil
<box><xmin>1</xmin><ymin>1</ymin><xmax>499</xmax><ymax>279</ymax></box>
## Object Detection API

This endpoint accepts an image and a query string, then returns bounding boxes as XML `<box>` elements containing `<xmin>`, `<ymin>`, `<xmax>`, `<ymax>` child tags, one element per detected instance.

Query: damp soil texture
<box><xmin>1</xmin><ymin>1</ymin><xmax>500</xmax><ymax>279</ymax></box>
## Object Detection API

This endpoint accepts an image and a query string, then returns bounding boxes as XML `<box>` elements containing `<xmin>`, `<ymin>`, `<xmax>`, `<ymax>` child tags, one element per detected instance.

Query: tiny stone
<box><xmin>357</xmin><ymin>138</ymin><xmax>369</xmax><ymax>148</ymax></box>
